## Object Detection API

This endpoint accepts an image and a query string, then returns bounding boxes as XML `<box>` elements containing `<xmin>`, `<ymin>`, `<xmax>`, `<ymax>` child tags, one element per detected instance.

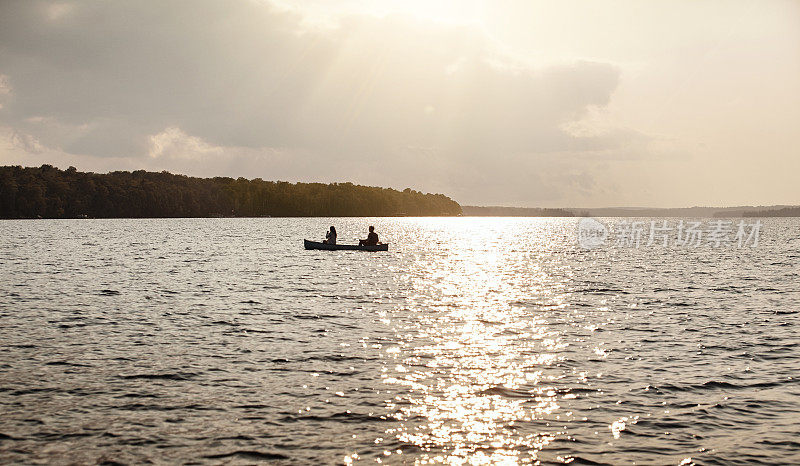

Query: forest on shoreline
<box><xmin>0</xmin><ymin>165</ymin><xmax>462</xmax><ymax>218</ymax></box>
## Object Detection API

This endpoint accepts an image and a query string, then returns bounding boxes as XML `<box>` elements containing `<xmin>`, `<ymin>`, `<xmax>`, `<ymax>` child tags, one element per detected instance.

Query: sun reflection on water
<box><xmin>378</xmin><ymin>219</ymin><xmax>573</xmax><ymax>464</ymax></box>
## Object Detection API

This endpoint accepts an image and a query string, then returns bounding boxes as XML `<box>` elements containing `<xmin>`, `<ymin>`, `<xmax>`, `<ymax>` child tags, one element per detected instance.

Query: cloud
<box><xmin>0</xmin><ymin>0</ymin><xmax>632</xmax><ymax>204</ymax></box>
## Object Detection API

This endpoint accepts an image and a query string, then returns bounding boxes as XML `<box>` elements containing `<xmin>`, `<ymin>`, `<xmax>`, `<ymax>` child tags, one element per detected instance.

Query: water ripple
<box><xmin>0</xmin><ymin>217</ymin><xmax>798</xmax><ymax>464</ymax></box>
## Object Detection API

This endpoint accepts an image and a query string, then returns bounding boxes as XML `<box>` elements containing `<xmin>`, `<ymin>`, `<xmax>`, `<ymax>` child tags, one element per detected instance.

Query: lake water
<box><xmin>1</xmin><ymin>217</ymin><xmax>798</xmax><ymax>464</ymax></box>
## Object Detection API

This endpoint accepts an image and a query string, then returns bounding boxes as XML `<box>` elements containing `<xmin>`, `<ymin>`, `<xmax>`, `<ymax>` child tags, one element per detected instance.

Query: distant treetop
<box><xmin>0</xmin><ymin>165</ymin><xmax>462</xmax><ymax>218</ymax></box>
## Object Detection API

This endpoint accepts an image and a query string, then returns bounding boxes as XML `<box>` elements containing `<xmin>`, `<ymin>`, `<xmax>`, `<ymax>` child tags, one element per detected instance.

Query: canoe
<box><xmin>304</xmin><ymin>239</ymin><xmax>388</xmax><ymax>251</ymax></box>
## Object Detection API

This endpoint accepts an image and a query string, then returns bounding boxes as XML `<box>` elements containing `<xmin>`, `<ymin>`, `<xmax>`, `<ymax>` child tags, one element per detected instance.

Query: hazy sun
<box><xmin>385</xmin><ymin>0</ymin><xmax>484</xmax><ymax>24</ymax></box>
<box><xmin>280</xmin><ymin>0</ymin><xmax>485</xmax><ymax>25</ymax></box>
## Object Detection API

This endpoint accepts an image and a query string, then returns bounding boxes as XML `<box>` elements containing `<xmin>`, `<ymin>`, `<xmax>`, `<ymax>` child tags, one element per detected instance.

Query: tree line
<box><xmin>461</xmin><ymin>205</ymin><xmax>575</xmax><ymax>217</ymax></box>
<box><xmin>0</xmin><ymin>165</ymin><xmax>462</xmax><ymax>218</ymax></box>
<box><xmin>742</xmin><ymin>207</ymin><xmax>800</xmax><ymax>217</ymax></box>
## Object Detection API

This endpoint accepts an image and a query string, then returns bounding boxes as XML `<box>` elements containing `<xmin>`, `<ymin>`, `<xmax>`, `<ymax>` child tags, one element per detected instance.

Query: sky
<box><xmin>0</xmin><ymin>0</ymin><xmax>798</xmax><ymax>207</ymax></box>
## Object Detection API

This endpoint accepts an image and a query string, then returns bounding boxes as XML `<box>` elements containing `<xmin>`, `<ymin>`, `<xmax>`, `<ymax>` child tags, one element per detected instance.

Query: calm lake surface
<box><xmin>1</xmin><ymin>217</ymin><xmax>799</xmax><ymax>465</ymax></box>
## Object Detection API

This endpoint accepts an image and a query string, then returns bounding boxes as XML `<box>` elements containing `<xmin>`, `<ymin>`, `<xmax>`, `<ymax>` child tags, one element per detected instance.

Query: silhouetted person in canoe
<box><xmin>359</xmin><ymin>226</ymin><xmax>379</xmax><ymax>246</ymax></box>
<box><xmin>323</xmin><ymin>226</ymin><xmax>337</xmax><ymax>245</ymax></box>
